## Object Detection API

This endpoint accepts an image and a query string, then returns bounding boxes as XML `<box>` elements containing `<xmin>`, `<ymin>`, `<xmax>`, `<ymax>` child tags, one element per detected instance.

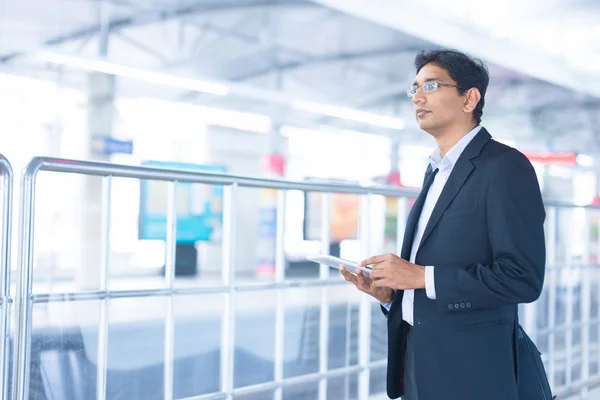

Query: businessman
<box><xmin>341</xmin><ymin>49</ymin><xmax>546</xmax><ymax>400</ymax></box>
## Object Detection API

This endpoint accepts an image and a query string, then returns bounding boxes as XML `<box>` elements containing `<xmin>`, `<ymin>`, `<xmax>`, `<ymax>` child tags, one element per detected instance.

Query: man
<box><xmin>341</xmin><ymin>49</ymin><xmax>546</xmax><ymax>400</ymax></box>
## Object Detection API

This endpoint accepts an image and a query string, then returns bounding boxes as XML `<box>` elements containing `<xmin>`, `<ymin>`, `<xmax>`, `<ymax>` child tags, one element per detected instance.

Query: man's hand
<box><xmin>361</xmin><ymin>254</ymin><xmax>426</xmax><ymax>291</ymax></box>
<box><xmin>340</xmin><ymin>267</ymin><xmax>394</xmax><ymax>303</ymax></box>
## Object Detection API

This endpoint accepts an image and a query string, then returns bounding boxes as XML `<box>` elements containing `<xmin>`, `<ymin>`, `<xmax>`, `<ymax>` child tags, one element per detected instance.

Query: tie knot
<box><xmin>423</xmin><ymin>166</ymin><xmax>439</xmax><ymax>187</ymax></box>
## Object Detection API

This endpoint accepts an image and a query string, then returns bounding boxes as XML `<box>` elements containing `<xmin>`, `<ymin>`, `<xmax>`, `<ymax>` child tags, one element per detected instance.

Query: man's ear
<box><xmin>463</xmin><ymin>88</ymin><xmax>481</xmax><ymax>114</ymax></box>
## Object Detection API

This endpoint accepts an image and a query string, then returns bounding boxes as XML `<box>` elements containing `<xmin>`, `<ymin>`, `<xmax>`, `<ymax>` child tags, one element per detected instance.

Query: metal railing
<box><xmin>8</xmin><ymin>155</ymin><xmax>600</xmax><ymax>400</ymax></box>
<box><xmin>10</xmin><ymin>156</ymin><xmax>417</xmax><ymax>400</ymax></box>
<box><xmin>0</xmin><ymin>154</ymin><xmax>13</xmax><ymax>400</ymax></box>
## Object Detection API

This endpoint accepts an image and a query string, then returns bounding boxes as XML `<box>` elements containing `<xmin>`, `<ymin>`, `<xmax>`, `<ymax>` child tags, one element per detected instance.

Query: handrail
<box><xmin>24</xmin><ymin>156</ymin><xmax>419</xmax><ymax>197</ymax></box>
<box><xmin>0</xmin><ymin>154</ymin><xmax>12</xmax><ymax>400</ymax></box>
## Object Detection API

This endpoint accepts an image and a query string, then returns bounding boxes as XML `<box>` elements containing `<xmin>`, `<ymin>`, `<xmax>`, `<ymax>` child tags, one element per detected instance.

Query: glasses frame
<box><xmin>406</xmin><ymin>80</ymin><xmax>465</xmax><ymax>98</ymax></box>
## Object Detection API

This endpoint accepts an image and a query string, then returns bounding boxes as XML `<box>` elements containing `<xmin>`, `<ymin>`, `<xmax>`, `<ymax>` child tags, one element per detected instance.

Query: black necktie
<box><xmin>402</xmin><ymin>165</ymin><xmax>439</xmax><ymax>257</ymax></box>
<box><xmin>414</xmin><ymin>165</ymin><xmax>439</xmax><ymax>216</ymax></box>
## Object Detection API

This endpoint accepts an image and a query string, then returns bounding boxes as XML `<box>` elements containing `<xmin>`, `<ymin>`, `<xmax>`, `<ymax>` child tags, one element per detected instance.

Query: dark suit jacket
<box><xmin>382</xmin><ymin>128</ymin><xmax>546</xmax><ymax>400</ymax></box>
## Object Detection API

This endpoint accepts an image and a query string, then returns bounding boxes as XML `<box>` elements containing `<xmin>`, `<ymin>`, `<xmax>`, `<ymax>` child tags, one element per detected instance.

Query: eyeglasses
<box><xmin>406</xmin><ymin>81</ymin><xmax>464</xmax><ymax>98</ymax></box>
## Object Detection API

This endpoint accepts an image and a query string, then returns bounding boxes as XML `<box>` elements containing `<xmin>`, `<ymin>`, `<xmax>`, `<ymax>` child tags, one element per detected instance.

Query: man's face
<box><xmin>411</xmin><ymin>63</ymin><xmax>467</xmax><ymax>134</ymax></box>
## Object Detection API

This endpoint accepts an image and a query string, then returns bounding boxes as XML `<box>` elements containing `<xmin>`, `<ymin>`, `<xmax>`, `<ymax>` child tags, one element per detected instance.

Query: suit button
<box><xmin>454</xmin><ymin>303</ymin><xmax>460</xmax><ymax>309</ymax></box>
<box><xmin>448</xmin><ymin>304</ymin><xmax>454</xmax><ymax>309</ymax></box>
<box><xmin>466</xmin><ymin>302</ymin><xmax>472</xmax><ymax>308</ymax></box>
<box><xmin>460</xmin><ymin>303</ymin><xmax>465</xmax><ymax>308</ymax></box>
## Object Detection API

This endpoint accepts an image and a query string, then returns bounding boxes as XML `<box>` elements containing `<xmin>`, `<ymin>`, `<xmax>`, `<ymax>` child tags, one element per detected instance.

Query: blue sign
<box><xmin>91</xmin><ymin>135</ymin><xmax>134</xmax><ymax>155</ymax></box>
<box><xmin>138</xmin><ymin>161</ymin><xmax>226</xmax><ymax>243</ymax></box>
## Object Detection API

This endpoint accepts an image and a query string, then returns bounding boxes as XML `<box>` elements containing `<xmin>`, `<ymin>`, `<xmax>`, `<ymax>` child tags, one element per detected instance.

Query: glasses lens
<box><xmin>407</xmin><ymin>86</ymin><xmax>418</xmax><ymax>97</ymax></box>
<box><xmin>422</xmin><ymin>81</ymin><xmax>438</xmax><ymax>93</ymax></box>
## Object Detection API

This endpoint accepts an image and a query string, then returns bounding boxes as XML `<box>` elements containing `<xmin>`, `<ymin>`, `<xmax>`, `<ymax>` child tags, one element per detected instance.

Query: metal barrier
<box><xmin>530</xmin><ymin>205</ymin><xmax>600</xmax><ymax>399</ymax></box>
<box><xmin>10</xmin><ymin>155</ymin><xmax>600</xmax><ymax>400</ymax></box>
<box><xmin>0</xmin><ymin>155</ymin><xmax>13</xmax><ymax>400</ymax></box>
<box><xmin>11</xmin><ymin>156</ymin><xmax>416</xmax><ymax>400</ymax></box>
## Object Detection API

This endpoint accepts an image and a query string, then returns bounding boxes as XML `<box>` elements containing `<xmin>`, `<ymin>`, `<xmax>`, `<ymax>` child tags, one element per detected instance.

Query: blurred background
<box><xmin>0</xmin><ymin>0</ymin><xmax>599</xmax><ymax>399</ymax></box>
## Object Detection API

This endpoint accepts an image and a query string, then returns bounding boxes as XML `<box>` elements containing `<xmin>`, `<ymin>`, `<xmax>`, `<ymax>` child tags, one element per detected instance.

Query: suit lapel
<box><xmin>416</xmin><ymin>128</ymin><xmax>492</xmax><ymax>253</ymax></box>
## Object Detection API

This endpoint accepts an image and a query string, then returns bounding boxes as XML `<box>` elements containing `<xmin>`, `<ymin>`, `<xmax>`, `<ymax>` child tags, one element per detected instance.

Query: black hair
<box><xmin>414</xmin><ymin>49</ymin><xmax>489</xmax><ymax>124</ymax></box>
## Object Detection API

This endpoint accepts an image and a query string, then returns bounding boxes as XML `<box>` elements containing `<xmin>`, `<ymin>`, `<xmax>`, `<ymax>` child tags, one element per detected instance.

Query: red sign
<box><xmin>523</xmin><ymin>152</ymin><xmax>577</xmax><ymax>166</ymax></box>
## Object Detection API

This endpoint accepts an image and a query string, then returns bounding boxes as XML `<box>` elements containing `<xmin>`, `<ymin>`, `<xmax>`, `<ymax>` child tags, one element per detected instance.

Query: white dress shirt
<box><xmin>383</xmin><ymin>125</ymin><xmax>482</xmax><ymax>325</ymax></box>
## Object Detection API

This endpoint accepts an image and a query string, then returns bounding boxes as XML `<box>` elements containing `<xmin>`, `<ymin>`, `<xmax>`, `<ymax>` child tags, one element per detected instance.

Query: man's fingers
<box><xmin>373</xmin><ymin>277</ymin><xmax>389</xmax><ymax>287</ymax></box>
<box><xmin>370</xmin><ymin>268</ymin><xmax>385</xmax><ymax>280</ymax></box>
<box><xmin>356</xmin><ymin>270</ymin><xmax>370</xmax><ymax>289</ymax></box>
<box><xmin>360</xmin><ymin>255</ymin><xmax>387</xmax><ymax>267</ymax></box>
<box><xmin>370</xmin><ymin>262</ymin><xmax>387</xmax><ymax>271</ymax></box>
<box><xmin>340</xmin><ymin>267</ymin><xmax>358</xmax><ymax>285</ymax></box>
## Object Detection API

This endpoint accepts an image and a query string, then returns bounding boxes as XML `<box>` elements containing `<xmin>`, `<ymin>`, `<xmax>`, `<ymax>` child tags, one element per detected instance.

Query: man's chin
<box><xmin>417</xmin><ymin>120</ymin><xmax>431</xmax><ymax>131</ymax></box>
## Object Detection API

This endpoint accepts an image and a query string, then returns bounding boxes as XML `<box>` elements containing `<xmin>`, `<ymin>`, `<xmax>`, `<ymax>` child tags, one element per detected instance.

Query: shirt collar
<box><xmin>429</xmin><ymin>125</ymin><xmax>483</xmax><ymax>171</ymax></box>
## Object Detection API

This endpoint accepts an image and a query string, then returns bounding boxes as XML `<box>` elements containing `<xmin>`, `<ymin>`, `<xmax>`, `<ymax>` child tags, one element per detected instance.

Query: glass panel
<box><xmin>282</xmin><ymin>382</ymin><xmax>318</xmax><ymax>400</ymax></box>
<box><xmin>327</xmin><ymin>373</ymin><xmax>358</xmax><ymax>400</ymax></box>
<box><xmin>110</xmin><ymin>177</ymin><xmax>166</xmax><ymax>290</ymax></box>
<box><xmin>572</xmin><ymin>284</ymin><xmax>582</xmax><ymax>323</ymax></box>
<box><xmin>29</xmin><ymin>300</ymin><xmax>100</xmax><ymax>400</ymax></box>
<box><xmin>555</xmin><ymin>286</ymin><xmax>567</xmax><ymax>327</ymax></box>
<box><xmin>536</xmin><ymin>288</ymin><xmax>549</xmax><ymax>329</ymax></box>
<box><xmin>571</xmin><ymin>357</ymin><xmax>582</xmax><ymax>383</ymax></box>
<box><xmin>553</xmin><ymin>359</ymin><xmax>566</xmax><ymax>389</ymax></box>
<box><xmin>234</xmin><ymin>187</ymin><xmax>272</xmax><ymax>283</ymax></box>
<box><xmin>172</xmin><ymin>293</ymin><xmax>222</xmax><ymax>398</ymax></box>
<box><xmin>283</xmin><ymin>288</ymin><xmax>320</xmax><ymax>378</ymax></box>
<box><xmin>369</xmin><ymin>366</ymin><xmax>387</xmax><ymax>396</ymax></box>
<box><xmin>591</xmin><ymin>322</ymin><xmax>599</xmax><ymax>346</ymax></box>
<box><xmin>33</xmin><ymin>172</ymin><xmax>102</xmax><ymax>294</ymax></box>
<box><xmin>284</xmin><ymin>190</ymin><xmax>320</xmax><ymax>280</ymax></box>
<box><xmin>105</xmin><ymin>297</ymin><xmax>166</xmax><ymax>399</ymax></box>
<box><xmin>591</xmin><ymin>283</ymin><xmax>599</xmax><ymax>323</ymax></box>
<box><xmin>371</xmin><ymin>302</ymin><xmax>388</xmax><ymax>362</ymax></box>
<box><xmin>590</xmin><ymin>351</ymin><xmax>599</xmax><ymax>376</ymax></box>
<box><xmin>328</xmin><ymin>286</ymin><xmax>359</xmax><ymax>370</ymax></box>
<box><xmin>234</xmin><ymin>291</ymin><xmax>275</xmax><ymax>388</ymax></box>
<box><xmin>173</xmin><ymin>182</ymin><xmax>226</xmax><ymax>288</ymax></box>
<box><xmin>556</xmin><ymin>329</ymin><xmax>567</xmax><ymax>352</ymax></box>
<box><xmin>537</xmin><ymin>332</ymin><xmax>549</xmax><ymax>355</ymax></box>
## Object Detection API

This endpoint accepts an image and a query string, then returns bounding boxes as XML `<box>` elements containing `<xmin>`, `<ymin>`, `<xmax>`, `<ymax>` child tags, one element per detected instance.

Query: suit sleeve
<box><xmin>433</xmin><ymin>150</ymin><xmax>546</xmax><ymax>311</ymax></box>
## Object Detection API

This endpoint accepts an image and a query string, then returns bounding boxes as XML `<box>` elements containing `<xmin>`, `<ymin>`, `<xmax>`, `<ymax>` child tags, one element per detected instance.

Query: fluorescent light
<box><xmin>292</xmin><ymin>100</ymin><xmax>405</xmax><ymax>130</ymax></box>
<box><xmin>119</xmin><ymin>97</ymin><xmax>272</xmax><ymax>134</ymax></box>
<box><xmin>36</xmin><ymin>51</ymin><xmax>229</xmax><ymax>96</ymax></box>
<box><xmin>35</xmin><ymin>51</ymin><xmax>406</xmax><ymax>131</ymax></box>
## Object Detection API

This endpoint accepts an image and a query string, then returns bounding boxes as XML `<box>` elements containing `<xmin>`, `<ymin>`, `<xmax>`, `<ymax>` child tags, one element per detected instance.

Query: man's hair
<box><xmin>414</xmin><ymin>49</ymin><xmax>489</xmax><ymax>124</ymax></box>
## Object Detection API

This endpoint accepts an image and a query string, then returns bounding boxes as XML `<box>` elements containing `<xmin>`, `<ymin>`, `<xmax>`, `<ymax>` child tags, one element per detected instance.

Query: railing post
<box><xmin>0</xmin><ymin>155</ymin><xmax>13</xmax><ymax>400</ymax></box>
<box><xmin>358</xmin><ymin>193</ymin><xmax>372</xmax><ymax>400</ymax></box>
<box><xmin>96</xmin><ymin>175</ymin><xmax>112</xmax><ymax>400</ymax></box>
<box><xmin>221</xmin><ymin>183</ymin><xmax>237</xmax><ymax>399</ymax></box>
<box><xmin>12</xmin><ymin>162</ymin><xmax>40</xmax><ymax>400</ymax></box>
<box><xmin>318</xmin><ymin>192</ymin><xmax>331</xmax><ymax>400</ymax></box>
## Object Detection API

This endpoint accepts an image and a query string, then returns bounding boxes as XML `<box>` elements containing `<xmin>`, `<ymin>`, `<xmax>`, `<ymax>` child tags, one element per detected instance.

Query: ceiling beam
<box><xmin>311</xmin><ymin>0</ymin><xmax>600</xmax><ymax>98</ymax></box>
<box><xmin>0</xmin><ymin>0</ymin><xmax>313</xmax><ymax>63</ymax></box>
<box><xmin>231</xmin><ymin>46</ymin><xmax>418</xmax><ymax>81</ymax></box>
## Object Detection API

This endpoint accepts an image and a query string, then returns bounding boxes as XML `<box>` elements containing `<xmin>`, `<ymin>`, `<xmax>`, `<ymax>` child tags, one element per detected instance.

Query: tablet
<box><xmin>306</xmin><ymin>254</ymin><xmax>371</xmax><ymax>277</ymax></box>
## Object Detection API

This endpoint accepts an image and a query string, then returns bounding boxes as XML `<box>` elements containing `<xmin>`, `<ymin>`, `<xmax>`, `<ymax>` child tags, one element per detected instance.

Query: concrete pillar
<box><xmin>77</xmin><ymin>72</ymin><xmax>116</xmax><ymax>290</ymax></box>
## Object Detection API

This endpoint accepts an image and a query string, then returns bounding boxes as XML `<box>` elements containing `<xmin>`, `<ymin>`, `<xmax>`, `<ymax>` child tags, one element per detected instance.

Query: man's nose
<box><xmin>412</xmin><ymin>88</ymin><xmax>426</xmax><ymax>105</ymax></box>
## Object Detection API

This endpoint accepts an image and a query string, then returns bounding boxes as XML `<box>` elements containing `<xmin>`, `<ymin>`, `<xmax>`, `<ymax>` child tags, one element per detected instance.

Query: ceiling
<box><xmin>1</xmin><ymin>0</ymin><xmax>599</xmax><ymax>154</ymax></box>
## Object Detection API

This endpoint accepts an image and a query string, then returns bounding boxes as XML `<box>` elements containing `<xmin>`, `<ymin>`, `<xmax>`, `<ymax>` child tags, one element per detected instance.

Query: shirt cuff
<box><xmin>425</xmin><ymin>266</ymin><xmax>436</xmax><ymax>299</ymax></box>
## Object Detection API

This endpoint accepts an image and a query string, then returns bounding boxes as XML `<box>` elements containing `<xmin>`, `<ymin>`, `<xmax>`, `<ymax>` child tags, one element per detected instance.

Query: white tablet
<box><xmin>306</xmin><ymin>254</ymin><xmax>371</xmax><ymax>277</ymax></box>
